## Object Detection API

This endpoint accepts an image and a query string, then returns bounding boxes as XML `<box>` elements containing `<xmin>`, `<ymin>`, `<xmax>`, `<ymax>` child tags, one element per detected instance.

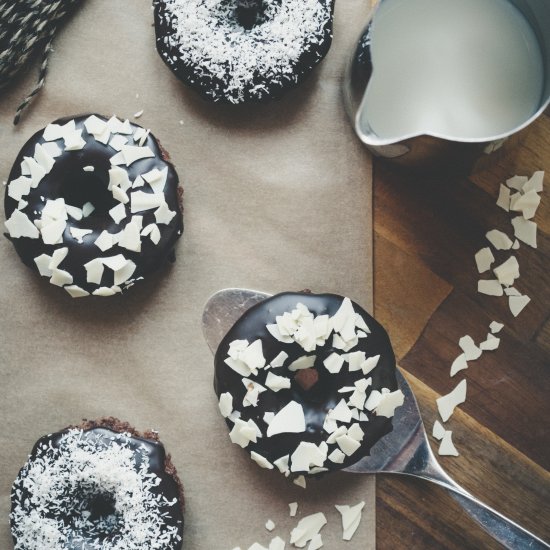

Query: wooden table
<box><xmin>373</xmin><ymin>112</ymin><xmax>550</xmax><ymax>548</ymax></box>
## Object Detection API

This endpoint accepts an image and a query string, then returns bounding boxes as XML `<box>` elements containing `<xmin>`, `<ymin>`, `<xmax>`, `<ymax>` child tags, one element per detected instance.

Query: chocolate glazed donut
<box><xmin>10</xmin><ymin>418</ymin><xmax>184</xmax><ymax>550</ymax></box>
<box><xmin>154</xmin><ymin>0</ymin><xmax>336</xmax><ymax>103</ymax></box>
<box><xmin>214</xmin><ymin>292</ymin><xmax>404</xmax><ymax>477</ymax></box>
<box><xmin>3</xmin><ymin>114</ymin><xmax>184</xmax><ymax>297</ymax></box>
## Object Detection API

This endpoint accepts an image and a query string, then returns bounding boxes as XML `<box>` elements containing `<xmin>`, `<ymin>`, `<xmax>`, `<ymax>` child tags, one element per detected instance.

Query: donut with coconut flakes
<box><xmin>154</xmin><ymin>0</ymin><xmax>335</xmax><ymax>103</ymax></box>
<box><xmin>3</xmin><ymin>114</ymin><xmax>183</xmax><ymax>297</ymax></box>
<box><xmin>214</xmin><ymin>292</ymin><xmax>405</xmax><ymax>479</ymax></box>
<box><xmin>10</xmin><ymin>418</ymin><xmax>184</xmax><ymax>549</ymax></box>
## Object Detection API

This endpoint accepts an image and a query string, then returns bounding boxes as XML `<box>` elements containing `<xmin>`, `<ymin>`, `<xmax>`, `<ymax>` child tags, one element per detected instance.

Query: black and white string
<box><xmin>0</xmin><ymin>0</ymin><xmax>81</xmax><ymax>125</ymax></box>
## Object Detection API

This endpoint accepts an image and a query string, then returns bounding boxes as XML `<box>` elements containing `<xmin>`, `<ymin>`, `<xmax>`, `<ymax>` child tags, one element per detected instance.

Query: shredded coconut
<box><xmin>10</xmin><ymin>429</ymin><xmax>181</xmax><ymax>549</ymax></box>
<box><xmin>159</xmin><ymin>0</ymin><xmax>333</xmax><ymax>103</ymax></box>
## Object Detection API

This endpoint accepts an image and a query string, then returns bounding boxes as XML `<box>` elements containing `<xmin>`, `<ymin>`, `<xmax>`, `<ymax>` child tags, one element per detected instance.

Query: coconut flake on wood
<box><xmin>511</xmin><ymin>216</ymin><xmax>537</xmax><ymax>248</ymax></box>
<box><xmin>486</xmin><ymin>229</ymin><xmax>513</xmax><ymax>250</ymax></box>
<box><xmin>510</xmin><ymin>189</ymin><xmax>541</xmax><ymax>220</ymax></box>
<box><xmin>509</xmin><ymin>295</ymin><xmax>531</xmax><ymax>317</ymax></box>
<box><xmin>493</xmin><ymin>256</ymin><xmax>520</xmax><ymax>286</ymax></box>
<box><xmin>505</xmin><ymin>175</ymin><xmax>528</xmax><ymax>190</ymax></box>
<box><xmin>436</xmin><ymin>380</ymin><xmax>467</xmax><ymax>422</ymax></box>
<box><xmin>432</xmin><ymin>420</ymin><xmax>446</xmax><ymax>440</ymax></box>
<box><xmin>458</xmin><ymin>335</ymin><xmax>482</xmax><ymax>361</ymax></box>
<box><xmin>438</xmin><ymin>430</ymin><xmax>459</xmax><ymax>456</ymax></box>
<box><xmin>450</xmin><ymin>354</ymin><xmax>468</xmax><ymax>377</ymax></box>
<box><xmin>475</xmin><ymin>247</ymin><xmax>495</xmax><ymax>273</ymax></box>
<box><xmin>478</xmin><ymin>279</ymin><xmax>503</xmax><ymax>296</ymax></box>
<box><xmin>496</xmin><ymin>184</ymin><xmax>511</xmax><ymax>211</ymax></box>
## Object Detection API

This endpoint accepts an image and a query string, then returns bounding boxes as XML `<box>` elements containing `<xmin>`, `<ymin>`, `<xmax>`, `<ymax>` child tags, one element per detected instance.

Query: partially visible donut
<box><xmin>10</xmin><ymin>417</ymin><xmax>184</xmax><ymax>549</ymax></box>
<box><xmin>154</xmin><ymin>0</ymin><xmax>335</xmax><ymax>103</ymax></box>
<box><xmin>214</xmin><ymin>292</ymin><xmax>404</xmax><ymax>477</ymax></box>
<box><xmin>3</xmin><ymin>114</ymin><xmax>183</xmax><ymax>297</ymax></box>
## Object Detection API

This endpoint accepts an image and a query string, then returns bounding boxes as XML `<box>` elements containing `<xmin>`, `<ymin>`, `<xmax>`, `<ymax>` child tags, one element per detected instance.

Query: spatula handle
<box><xmin>420</xmin><ymin>468</ymin><xmax>550</xmax><ymax>549</ymax></box>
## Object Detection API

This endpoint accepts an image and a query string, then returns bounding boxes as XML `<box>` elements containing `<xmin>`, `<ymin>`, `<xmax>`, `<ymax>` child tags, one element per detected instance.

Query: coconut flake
<box><xmin>242</xmin><ymin>378</ymin><xmax>267</xmax><ymax>407</ymax></box>
<box><xmin>265</xmin><ymin>372</ymin><xmax>291</xmax><ymax>392</ymax></box>
<box><xmin>510</xmin><ymin>189</ymin><xmax>541</xmax><ymax>220</ymax></box>
<box><xmin>458</xmin><ymin>335</ymin><xmax>482</xmax><ymax>361</ymax></box>
<box><xmin>289</xmin><ymin>502</ymin><xmax>298</xmax><ymax>517</ymax></box>
<box><xmin>438</xmin><ymin>431</ymin><xmax>459</xmax><ymax>456</ymax></box>
<box><xmin>374</xmin><ymin>389</ymin><xmax>404</xmax><ymax>418</ymax></box>
<box><xmin>229</xmin><ymin>418</ymin><xmax>260</xmax><ymax>448</ymax></box>
<box><xmin>270</xmin><ymin>351</ymin><xmax>288</xmax><ymax>368</ymax></box>
<box><xmin>219</xmin><ymin>392</ymin><xmax>233</xmax><ymax>417</ymax></box>
<box><xmin>522</xmin><ymin>171</ymin><xmax>544</xmax><ymax>193</ymax></box>
<box><xmin>131</xmin><ymin>191</ymin><xmax>165</xmax><ymax>213</ymax></box>
<box><xmin>323</xmin><ymin>352</ymin><xmax>344</xmax><ymax>373</ymax></box>
<box><xmin>94</xmin><ymin>230</ymin><xmax>115</xmax><ymax>252</ymax></box>
<box><xmin>511</xmin><ymin>216</ymin><xmax>537</xmax><ymax>248</ymax></box>
<box><xmin>335</xmin><ymin>434</ymin><xmax>361</xmax><ymax>456</ymax></box>
<box><xmin>290</xmin><ymin>441</ymin><xmax>328</xmax><ymax>472</ymax></box>
<box><xmin>64</xmin><ymin>285</ymin><xmax>90</xmax><ymax>298</ymax></box>
<box><xmin>69</xmin><ymin>227</ymin><xmax>92</xmax><ymax>243</ymax></box>
<box><xmin>5</xmin><ymin>210</ymin><xmax>39</xmax><ymax>238</ymax></box>
<box><xmin>327</xmin><ymin>399</ymin><xmax>353</xmax><ymax>423</ymax></box>
<box><xmin>7</xmin><ymin>176</ymin><xmax>32</xmax><ymax>201</ymax></box>
<box><xmin>251</xmin><ymin>452</ymin><xmax>273</xmax><ymax>470</ymax></box>
<box><xmin>290</xmin><ymin>513</ymin><xmax>327</xmax><ymax>548</ymax></box>
<box><xmin>267</xmin><ymin>401</ymin><xmax>305</xmax><ymax>437</ymax></box>
<box><xmin>293</xmin><ymin>475</ymin><xmax>307</xmax><ymax>489</ymax></box>
<box><xmin>335</xmin><ymin>501</ymin><xmax>365</xmax><ymax>541</ymax></box>
<box><xmin>489</xmin><ymin>321</ymin><xmax>504</xmax><ymax>334</ymax></box>
<box><xmin>475</xmin><ymin>247</ymin><xmax>495</xmax><ymax>273</ymax></box>
<box><xmin>269</xmin><ymin>537</ymin><xmax>285</xmax><ymax>550</ymax></box>
<box><xmin>432</xmin><ymin>420</ymin><xmax>446</xmax><ymax>440</ymax></box>
<box><xmin>109</xmin><ymin>203</ymin><xmax>127</xmax><ymax>224</ymax></box>
<box><xmin>509</xmin><ymin>295</ymin><xmax>530</xmax><ymax>317</ymax></box>
<box><xmin>84</xmin><ymin>258</ymin><xmax>104</xmax><ymax>284</ymax></box>
<box><xmin>288</xmin><ymin>355</ymin><xmax>316</xmax><ymax>372</ymax></box>
<box><xmin>480</xmin><ymin>333</ymin><xmax>500</xmax><ymax>351</ymax></box>
<box><xmin>478</xmin><ymin>279</ymin><xmax>503</xmax><ymax>296</ymax></box>
<box><xmin>274</xmin><ymin>455</ymin><xmax>290</xmax><ymax>475</ymax></box>
<box><xmin>450</xmin><ymin>353</ymin><xmax>468</xmax><ymax>377</ymax></box>
<box><xmin>82</xmin><ymin>202</ymin><xmax>95</xmax><ymax>217</ymax></box>
<box><xmin>120</xmin><ymin>145</ymin><xmax>154</xmax><ymax>166</ymax></box>
<box><xmin>493</xmin><ymin>256</ymin><xmax>519</xmax><ymax>286</ymax></box>
<box><xmin>496</xmin><ymin>184</ymin><xmax>511</xmax><ymax>211</ymax></box>
<box><xmin>436</xmin><ymin>380</ymin><xmax>467</xmax><ymax>422</ymax></box>
<box><xmin>486</xmin><ymin>229</ymin><xmax>513</xmax><ymax>250</ymax></box>
<box><xmin>506</xmin><ymin>175</ymin><xmax>528</xmax><ymax>190</ymax></box>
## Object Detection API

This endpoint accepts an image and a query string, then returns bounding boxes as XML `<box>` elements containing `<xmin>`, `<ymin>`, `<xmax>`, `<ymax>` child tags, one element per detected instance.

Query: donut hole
<box><xmin>59</xmin><ymin>171</ymin><xmax>117</xmax><ymax>219</ymax></box>
<box><xmin>292</xmin><ymin>358</ymin><xmax>335</xmax><ymax>405</ymax></box>
<box><xmin>234</xmin><ymin>0</ymin><xmax>281</xmax><ymax>29</ymax></box>
<box><xmin>68</xmin><ymin>486</ymin><xmax>122</xmax><ymax>539</ymax></box>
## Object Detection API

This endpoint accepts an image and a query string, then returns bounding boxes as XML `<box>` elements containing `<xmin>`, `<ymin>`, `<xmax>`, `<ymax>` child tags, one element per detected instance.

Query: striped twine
<box><xmin>0</xmin><ymin>0</ymin><xmax>81</xmax><ymax>125</ymax></box>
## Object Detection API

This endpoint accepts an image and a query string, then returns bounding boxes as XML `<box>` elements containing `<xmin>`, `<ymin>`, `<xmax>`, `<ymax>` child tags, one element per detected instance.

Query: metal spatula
<box><xmin>202</xmin><ymin>288</ymin><xmax>549</xmax><ymax>549</ymax></box>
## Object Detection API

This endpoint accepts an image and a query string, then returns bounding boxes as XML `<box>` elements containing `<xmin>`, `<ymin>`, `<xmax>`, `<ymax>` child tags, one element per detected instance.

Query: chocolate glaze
<box><xmin>153</xmin><ymin>0</ymin><xmax>335</xmax><ymax>103</ymax></box>
<box><xmin>10</xmin><ymin>418</ymin><xmax>184</xmax><ymax>549</ymax></box>
<box><xmin>3</xmin><ymin>114</ymin><xmax>184</xmax><ymax>295</ymax></box>
<box><xmin>214</xmin><ymin>292</ymin><xmax>398</xmax><ymax>473</ymax></box>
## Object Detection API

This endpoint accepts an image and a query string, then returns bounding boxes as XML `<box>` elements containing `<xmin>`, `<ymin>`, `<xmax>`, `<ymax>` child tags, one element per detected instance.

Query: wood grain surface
<box><xmin>373</xmin><ymin>112</ymin><xmax>550</xmax><ymax>549</ymax></box>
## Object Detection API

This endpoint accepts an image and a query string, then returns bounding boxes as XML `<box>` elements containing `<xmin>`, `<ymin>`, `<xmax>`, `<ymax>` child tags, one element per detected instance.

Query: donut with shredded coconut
<box><xmin>214</xmin><ymin>292</ymin><xmax>405</xmax><ymax>478</ymax></box>
<box><xmin>10</xmin><ymin>418</ymin><xmax>184</xmax><ymax>550</ymax></box>
<box><xmin>3</xmin><ymin>114</ymin><xmax>184</xmax><ymax>298</ymax></box>
<box><xmin>154</xmin><ymin>0</ymin><xmax>335</xmax><ymax>103</ymax></box>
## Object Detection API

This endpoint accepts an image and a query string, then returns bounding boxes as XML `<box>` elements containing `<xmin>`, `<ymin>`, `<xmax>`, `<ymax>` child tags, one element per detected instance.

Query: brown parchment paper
<box><xmin>0</xmin><ymin>1</ymin><xmax>375</xmax><ymax>548</ymax></box>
